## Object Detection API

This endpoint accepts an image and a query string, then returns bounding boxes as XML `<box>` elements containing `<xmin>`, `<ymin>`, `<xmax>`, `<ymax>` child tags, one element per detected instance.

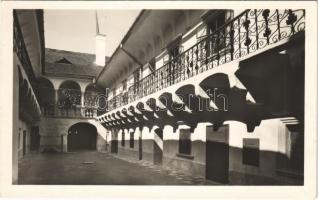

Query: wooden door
<box><xmin>206</xmin><ymin>125</ymin><xmax>229</xmax><ymax>183</ymax></box>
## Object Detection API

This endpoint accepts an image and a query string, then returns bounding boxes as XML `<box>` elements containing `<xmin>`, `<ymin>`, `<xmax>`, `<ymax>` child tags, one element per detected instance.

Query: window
<box><xmin>148</xmin><ymin>58</ymin><xmax>156</xmax><ymax>73</ymax></box>
<box><xmin>133</xmin><ymin>68</ymin><xmax>141</xmax><ymax>83</ymax></box>
<box><xmin>122</xmin><ymin>79</ymin><xmax>127</xmax><ymax>91</ymax></box>
<box><xmin>112</xmin><ymin>88</ymin><xmax>117</xmax><ymax>109</ymax></box>
<box><xmin>179</xmin><ymin>129</ymin><xmax>191</xmax><ymax>155</ymax></box>
<box><xmin>130</xmin><ymin>132</ymin><xmax>134</xmax><ymax>148</ymax></box>
<box><xmin>201</xmin><ymin>10</ymin><xmax>233</xmax><ymax>35</ymax></box>
<box><xmin>201</xmin><ymin>10</ymin><xmax>233</xmax><ymax>56</ymax></box>
<box><xmin>122</xmin><ymin>79</ymin><xmax>128</xmax><ymax>105</ymax></box>
<box><xmin>121</xmin><ymin>132</ymin><xmax>125</xmax><ymax>147</ymax></box>
<box><xmin>146</xmin><ymin>58</ymin><xmax>157</xmax><ymax>94</ymax></box>
<box><xmin>133</xmin><ymin>68</ymin><xmax>141</xmax><ymax>95</ymax></box>
<box><xmin>242</xmin><ymin>138</ymin><xmax>259</xmax><ymax>166</ymax></box>
<box><xmin>276</xmin><ymin>125</ymin><xmax>304</xmax><ymax>176</ymax></box>
<box><xmin>207</xmin><ymin>12</ymin><xmax>226</xmax><ymax>34</ymax></box>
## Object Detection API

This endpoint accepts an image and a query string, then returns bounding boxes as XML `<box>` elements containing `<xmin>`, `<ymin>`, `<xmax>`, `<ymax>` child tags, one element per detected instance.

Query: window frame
<box><xmin>178</xmin><ymin>128</ymin><xmax>192</xmax><ymax>156</ymax></box>
<box><xmin>242</xmin><ymin>138</ymin><xmax>260</xmax><ymax>167</ymax></box>
<box><xmin>129</xmin><ymin>131</ymin><xmax>134</xmax><ymax>148</ymax></box>
<box><xmin>121</xmin><ymin>131</ymin><xmax>125</xmax><ymax>147</ymax></box>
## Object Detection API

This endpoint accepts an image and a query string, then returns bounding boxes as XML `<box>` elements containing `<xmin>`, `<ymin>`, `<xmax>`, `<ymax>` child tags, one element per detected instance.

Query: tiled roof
<box><xmin>45</xmin><ymin>48</ymin><xmax>108</xmax><ymax>78</ymax></box>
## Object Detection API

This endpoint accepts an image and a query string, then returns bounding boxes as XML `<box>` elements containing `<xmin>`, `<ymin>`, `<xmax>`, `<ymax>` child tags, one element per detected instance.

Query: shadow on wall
<box><xmin>109</xmin><ymin>137</ymin><xmax>304</xmax><ymax>185</ymax></box>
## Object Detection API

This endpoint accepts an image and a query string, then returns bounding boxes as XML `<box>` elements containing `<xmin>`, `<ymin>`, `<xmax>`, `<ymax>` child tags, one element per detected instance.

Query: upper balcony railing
<box><xmin>107</xmin><ymin>9</ymin><xmax>305</xmax><ymax>113</ymax></box>
<box><xmin>39</xmin><ymin>87</ymin><xmax>106</xmax><ymax>118</ymax></box>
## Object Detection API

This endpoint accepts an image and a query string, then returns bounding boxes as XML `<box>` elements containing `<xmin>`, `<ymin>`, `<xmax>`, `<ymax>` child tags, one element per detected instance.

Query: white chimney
<box><xmin>95</xmin><ymin>11</ymin><xmax>106</xmax><ymax>66</ymax></box>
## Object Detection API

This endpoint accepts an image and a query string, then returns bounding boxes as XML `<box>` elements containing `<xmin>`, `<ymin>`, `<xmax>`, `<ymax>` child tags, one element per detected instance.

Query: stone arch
<box><xmin>38</xmin><ymin>77</ymin><xmax>54</xmax><ymax>89</ymax></box>
<box><xmin>175</xmin><ymin>84</ymin><xmax>197</xmax><ymax>110</ymax></box>
<box><xmin>67</xmin><ymin>122</ymin><xmax>98</xmax><ymax>151</ymax></box>
<box><xmin>59</xmin><ymin>80</ymin><xmax>81</xmax><ymax>90</ymax></box>
<box><xmin>199</xmin><ymin>73</ymin><xmax>231</xmax><ymax>111</ymax></box>
<box><xmin>38</xmin><ymin>77</ymin><xmax>55</xmax><ymax>114</ymax></box>
<box><xmin>58</xmin><ymin>80</ymin><xmax>82</xmax><ymax>109</ymax></box>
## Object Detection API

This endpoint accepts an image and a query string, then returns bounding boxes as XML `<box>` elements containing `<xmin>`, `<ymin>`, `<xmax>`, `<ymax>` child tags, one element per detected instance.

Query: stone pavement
<box><xmin>18</xmin><ymin>151</ymin><xmax>218</xmax><ymax>185</ymax></box>
<box><xmin>110</xmin><ymin>153</ymin><xmax>218</xmax><ymax>185</ymax></box>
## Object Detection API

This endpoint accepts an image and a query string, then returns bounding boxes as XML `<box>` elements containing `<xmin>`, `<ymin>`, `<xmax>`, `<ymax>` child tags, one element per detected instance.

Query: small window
<box><xmin>179</xmin><ymin>129</ymin><xmax>191</xmax><ymax>155</ymax></box>
<box><xmin>122</xmin><ymin>79</ymin><xmax>127</xmax><ymax>91</ymax></box>
<box><xmin>166</xmin><ymin>35</ymin><xmax>182</xmax><ymax>57</ymax></box>
<box><xmin>121</xmin><ymin>132</ymin><xmax>125</xmax><ymax>147</ymax></box>
<box><xmin>130</xmin><ymin>132</ymin><xmax>134</xmax><ymax>148</ymax></box>
<box><xmin>242</xmin><ymin>138</ymin><xmax>259</xmax><ymax>166</ymax></box>
<box><xmin>133</xmin><ymin>68</ymin><xmax>141</xmax><ymax>83</ymax></box>
<box><xmin>148</xmin><ymin>58</ymin><xmax>156</xmax><ymax>73</ymax></box>
<box><xmin>133</xmin><ymin>68</ymin><xmax>142</xmax><ymax>94</ymax></box>
<box><xmin>207</xmin><ymin>12</ymin><xmax>226</xmax><ymax>34</ymax></box>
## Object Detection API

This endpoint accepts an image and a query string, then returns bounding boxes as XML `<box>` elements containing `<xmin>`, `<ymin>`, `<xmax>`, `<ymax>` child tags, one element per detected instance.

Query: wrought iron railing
<box><xmin>41</xmin><ymin>103</ymin><xmax>98</xmax><ymax>118</ymax></box>
<box><xmin>106</xmin><ymin>9</ymin><xmax>305</xmax><ymax>112</ymax></box>
<box><xmin>108</xmin><ymin>92</ymin><xmax>129</xmax><ymax>111</ymax></box>
<box><xmin>38</xmin><ymin>87</ymin><xmax>106</xmax><ymax>118</ymax></box>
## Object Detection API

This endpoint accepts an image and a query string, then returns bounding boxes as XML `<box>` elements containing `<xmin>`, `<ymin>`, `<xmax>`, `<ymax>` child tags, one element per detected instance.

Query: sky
<box><xmin>44</xmin><ymin>10</ymin><xmax>141</xmax><ymax>56</ymax></box>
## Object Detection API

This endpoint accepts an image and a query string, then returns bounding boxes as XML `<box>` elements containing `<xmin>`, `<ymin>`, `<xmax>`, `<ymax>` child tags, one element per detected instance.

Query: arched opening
<box><xmin>67</xmin><ymin>123</ymin><xmax>97</xmax><ymax>151</ymax></box>
<box><xmin>84</xmin><ymin>83</ymin><xmax>106</xmax><ymax>117</ymax></box>
<box><xmin>58</xmin><ymin>80</ymin><xmax>81</xmax><ymax>115</ymax></box>
<box><xmin>38</xmin><ymin>77</ymin><xmax>55</xmax><ymax>115</ymax></box>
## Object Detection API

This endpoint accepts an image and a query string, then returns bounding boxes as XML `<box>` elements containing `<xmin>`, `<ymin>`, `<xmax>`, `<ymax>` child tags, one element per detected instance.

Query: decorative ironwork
<box><xmin>39</xmin><ymin>87</ymin><xmax>102</xmax><ymax>118</ymax></box>
<box><xmin>106</xmin><ymin>9</ymin><xmax>305</xmax><ymax>112</ymax></box>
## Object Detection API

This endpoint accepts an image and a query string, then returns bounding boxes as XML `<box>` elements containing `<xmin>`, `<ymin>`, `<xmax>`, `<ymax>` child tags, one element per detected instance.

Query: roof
<box><xmin>44</xmin><ymin>48</ymin><xmax>108</xmax><ymax>78</ymax></box>
<box><xmin>96</xmin><ymin>10</ymin><xmax>206</xmax><ymax>88</ymax></box>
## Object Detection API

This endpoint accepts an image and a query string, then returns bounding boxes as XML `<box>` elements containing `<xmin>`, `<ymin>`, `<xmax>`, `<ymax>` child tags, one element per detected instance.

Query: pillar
<box><xmin>54</xmin><ymin>89</ymin><xmax>59</xmax><ymax>116</ymax></box>
<box><xmin>81</xmin><ymin>92</ymin><xmax>85</xmax><ymax>117</ymax></box>
<box><xmin>81</xmin><ymin>92</ymin><xmax>85</xmax><ymax>107</ymax></box>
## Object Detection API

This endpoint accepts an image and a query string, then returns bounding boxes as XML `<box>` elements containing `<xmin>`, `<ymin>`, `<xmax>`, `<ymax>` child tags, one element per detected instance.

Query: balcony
<box><xmin>14</xmin><ymin>10</ymin><xmax>43</xmax><ymax>94</ymax></box>
<box><xmin>105</xmin><ymin>9</ymin><xmax>305</xmax><ymax>113</ymax></box>
<box><xmin>39</xmin><ymin>88</ymin><xmax>105</xmax><ymax>119</ymax></box>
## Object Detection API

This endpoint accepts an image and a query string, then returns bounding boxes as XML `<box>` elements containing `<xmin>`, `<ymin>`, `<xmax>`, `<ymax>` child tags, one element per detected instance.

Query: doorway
<box><xmin>67</xmin><ymin>123</ymin><xmax>97</xmax><ymax>151</ymax></box>
<box><xmin>206</xmin><ymin>125</ymin><xmax>229</xmax><ymax>183</ymax></box>
<box><xmin>139</xmin><ymin>131</ymin><xmax>143</xmax><ymax>160</ymax></box>
<box><xmin>22</xmin><ymin>130</ymin><xmax>27</xmax><ymax>156</ymax></box>
<box><xmin>111</xmin><ymin>130</ymin><xmax>118</xmax><ymax>153</ymax></box>
<box><xmin>30</xmin><ymin>126</ymin><xmax>40</xmax><ymax>151</ymax></box>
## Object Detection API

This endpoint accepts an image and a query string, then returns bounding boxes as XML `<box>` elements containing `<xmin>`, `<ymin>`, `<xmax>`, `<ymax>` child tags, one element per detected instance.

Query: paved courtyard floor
<box><xmin>18</xmin><ymin>151</ymin><xmax>218</xmax><ymax>185</ymax></box>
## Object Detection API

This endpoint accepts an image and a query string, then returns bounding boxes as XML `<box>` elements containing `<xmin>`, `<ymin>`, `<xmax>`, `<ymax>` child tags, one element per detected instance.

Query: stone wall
<box><xmin>107</xmin><ymin>119</ymin><xmax>303</xmax><ymax>185</ymax></box>
<box><xmin>39</xmin><ymin>117</ymin><xmax>107</xmax><ymax>152</ymax></box>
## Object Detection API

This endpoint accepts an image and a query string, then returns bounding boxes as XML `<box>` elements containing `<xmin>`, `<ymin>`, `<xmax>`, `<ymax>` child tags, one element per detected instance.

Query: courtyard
<box><xmin>18</xmin><ymin>151</ymin><xmax>218</xmax><ymax>185</ymax></box>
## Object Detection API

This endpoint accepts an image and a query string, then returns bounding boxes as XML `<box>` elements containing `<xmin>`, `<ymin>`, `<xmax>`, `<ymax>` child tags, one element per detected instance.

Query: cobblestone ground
<box><xmin>18</xmin><ymin>151</ymin><xmax>218</xmax><ymax>185</ymax></box>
